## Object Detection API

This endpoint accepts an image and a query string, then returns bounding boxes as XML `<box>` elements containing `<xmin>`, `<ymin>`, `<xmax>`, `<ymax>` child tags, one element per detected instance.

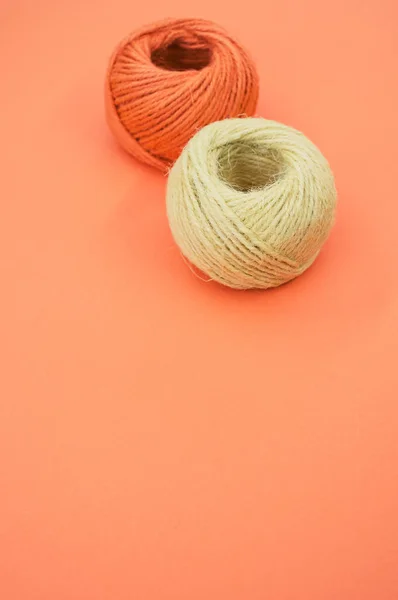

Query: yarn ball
<box><xmin>166</xmin><ymin>118</ymin><xmax>337</xmax><ymax>290</ymax></box>
<box><xmin>105</xmin><ymin>18</ymin><xmax>259</xmax><ymax>171</ymax></box>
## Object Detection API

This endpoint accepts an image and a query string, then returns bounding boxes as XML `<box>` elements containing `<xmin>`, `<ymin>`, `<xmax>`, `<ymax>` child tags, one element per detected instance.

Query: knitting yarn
<box><xmin>105</xmin><ymin>18</ymin><xmax>259</xmax><ymax>171</ymax></box>
<box><xmin>166</xmin><ymin>118</ymin><xmax>337</xmax><ymax>289</ymax></box>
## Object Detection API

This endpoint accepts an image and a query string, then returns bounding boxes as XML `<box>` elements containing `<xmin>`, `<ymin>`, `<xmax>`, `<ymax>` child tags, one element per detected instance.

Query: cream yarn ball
<box><xmin>166</xmin><ymin>118</ymin><xmax>337</xmax><ymax>290</ymax></box>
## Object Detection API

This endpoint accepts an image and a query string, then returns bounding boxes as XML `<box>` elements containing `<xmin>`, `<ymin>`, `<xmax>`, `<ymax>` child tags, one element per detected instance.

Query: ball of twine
<box><xmin>166</xmin><ymin>118</ymin><xmax>337</xmax><ymax>290</ymax></box>
<box><xmin>105</xmin><ymin>18</ymin><xmax>259</xmax><ymax>171</ymax></box>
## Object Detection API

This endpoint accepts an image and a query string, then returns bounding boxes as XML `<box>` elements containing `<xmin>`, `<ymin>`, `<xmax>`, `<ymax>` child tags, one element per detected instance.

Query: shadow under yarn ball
<box><xmin>166</xmin><ymin>118</ymin><xmax>337</xmax><ymax>290</ymax></box>
<box><xmin>105</xmin><ymin>18</ymin><xmax>259</xmax><ymax>171</ymax></box>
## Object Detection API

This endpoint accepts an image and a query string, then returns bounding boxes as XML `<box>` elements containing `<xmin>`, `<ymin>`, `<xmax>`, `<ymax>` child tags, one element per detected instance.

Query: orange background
<box><xmin>1</xmin><ymin>0</ymin><xmax>398</xmax><ymax>598</ymax></box>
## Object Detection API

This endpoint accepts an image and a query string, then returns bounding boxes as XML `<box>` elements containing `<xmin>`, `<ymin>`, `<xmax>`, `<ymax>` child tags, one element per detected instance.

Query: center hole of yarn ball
<box><xmin>218</xmin><ymin>141</ymin><xmax>285</xmax><ymax>192</ymax></box>
<box><xmin>151</xmin><ymin>38</ymin><xmax>211</xmax><ymax>71</ymax></box>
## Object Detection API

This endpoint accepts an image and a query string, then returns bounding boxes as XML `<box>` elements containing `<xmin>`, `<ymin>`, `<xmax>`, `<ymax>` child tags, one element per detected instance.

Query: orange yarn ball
<box><xmin>105</xmin><ymin>18</ymin><xmax>259</xmax><ymax>171</ymax></box>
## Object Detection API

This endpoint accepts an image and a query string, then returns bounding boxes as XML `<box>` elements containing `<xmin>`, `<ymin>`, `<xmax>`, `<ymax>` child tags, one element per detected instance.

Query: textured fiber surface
<box><xmin>105</xmin><ymin>18</ymin><xmax>259</xmax><ymax>170</ymax></box>
<box><xmin>167</xmin><ymin>118</ymin><xmax>336</xmax><ymax>289</ymax></box>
